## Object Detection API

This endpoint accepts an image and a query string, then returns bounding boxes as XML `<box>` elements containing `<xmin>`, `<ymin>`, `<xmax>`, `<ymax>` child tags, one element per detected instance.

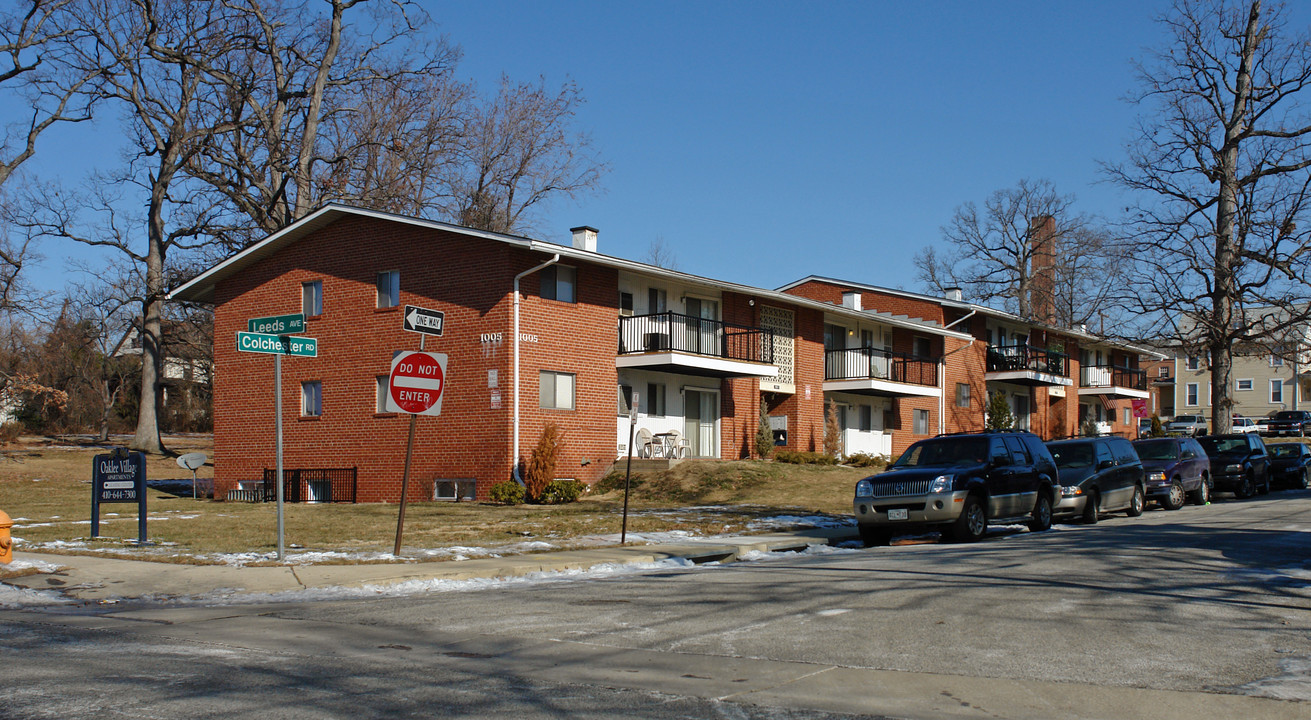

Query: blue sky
<box><xmin>17</xmin><ymin>1</ymin><xmax>1309</xmax><ymax>299</ymax></box>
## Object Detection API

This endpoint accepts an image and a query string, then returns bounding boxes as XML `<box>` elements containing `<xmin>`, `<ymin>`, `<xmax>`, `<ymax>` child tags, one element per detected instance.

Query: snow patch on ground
<box><xmin>0</xmin><ymin>583</ymin><xmax>73</xmax><ymax>609</ymax></box>
<box><xmin>1240</xmin><ymin>656</ymin><xmax>1311</xmax><ymax>701</ymax></box>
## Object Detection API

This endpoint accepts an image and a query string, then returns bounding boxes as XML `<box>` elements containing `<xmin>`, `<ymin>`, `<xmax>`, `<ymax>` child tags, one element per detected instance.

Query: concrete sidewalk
<box><xmin>2</xmin><ymin>526</ymin><xmax>858</xmax><ymax>603</ymax></box>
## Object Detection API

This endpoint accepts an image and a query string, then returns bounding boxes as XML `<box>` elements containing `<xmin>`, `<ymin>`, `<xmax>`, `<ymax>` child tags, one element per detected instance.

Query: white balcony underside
<box><xmin>824</xmin><ymin>379</ymin><xmax>941</xmax><ymax>398</ymax></box>
<box><xmin>1078</xmin><ymin>386</ymin><xmax>1150</xmax><ymax>400</ymax></box>
<box><xmin>616</xmin><ymin>351</ymin><xmax>779</xmax><ymax>378</ymax></box>
<box><xmin>986</xmin><ymin>370</ymin><xmax>1074</xmax><ymax>387</ymax></box>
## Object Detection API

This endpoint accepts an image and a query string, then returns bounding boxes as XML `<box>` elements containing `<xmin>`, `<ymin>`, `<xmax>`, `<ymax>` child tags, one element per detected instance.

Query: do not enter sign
<box><xmin>387</xmin><ymin>351</ymin><xmax>448</xmax><ymax>416</ymax></box>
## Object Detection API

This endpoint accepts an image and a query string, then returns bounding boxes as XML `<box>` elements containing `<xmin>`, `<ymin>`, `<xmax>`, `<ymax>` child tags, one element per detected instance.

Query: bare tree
<box><xmin>1105</xmin><ymin>0</ymin><xmax>1311</xmax><ymax>434</ymax></box>
<box><xmin>643</xmin><ymin>236</ymin><xmax>679</xmax><ymax>270</ymax></box>
<box><xmin>914</xmin><ymin>178</ymin><xmax>1120</xmax><ymax>326</ymax></box>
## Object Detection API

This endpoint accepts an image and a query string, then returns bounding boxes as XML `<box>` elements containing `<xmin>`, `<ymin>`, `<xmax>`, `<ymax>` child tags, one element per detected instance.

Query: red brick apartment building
<box><xmin>780</xmin><ymin>277</ymin><xmax>1161</xmax><ymax>441</ymax></box>
<box><xmin>169</xmin><ymin>205</ymin><xmax>976</xmax><ymax>502</ymax></box>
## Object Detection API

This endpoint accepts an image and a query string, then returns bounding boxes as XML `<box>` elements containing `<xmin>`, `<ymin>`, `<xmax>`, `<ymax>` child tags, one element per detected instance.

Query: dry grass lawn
<box><xmin>0</xmin><ymin>434</ymin><xmax>872</xmax><ymax>566</ymax></box>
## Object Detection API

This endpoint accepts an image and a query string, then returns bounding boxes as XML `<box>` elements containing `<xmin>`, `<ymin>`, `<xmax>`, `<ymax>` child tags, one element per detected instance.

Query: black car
<box><xmin>1267</xmin><ymin>410</ymin><xmax>1311</xmax><ymax>437</ymax></box>
<box><xmin>852</xmin><ymin>431</ymin><xmax>1061</xmax><ymax>545</ymax></box>
<box><xmin>1268</xmin><ymin>442</ymin><xmax>1311</xmax><ymax>489</ymax></box>
<box><xmin>1047</xmin><ymin>437</ymin><xmax>1146</xmax><ymax>523</ymax></box>
<box><xmin>1197</xmin><ymin>433</ymin><xmax>1271</xmax><ymax>498</ymax></box>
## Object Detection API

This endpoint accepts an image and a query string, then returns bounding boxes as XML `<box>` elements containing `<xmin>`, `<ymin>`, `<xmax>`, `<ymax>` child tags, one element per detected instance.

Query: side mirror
<box><xmin>1098</xmin><ymin>459</ymin><xmax>1116</xmax><ymax>470</ymax></box>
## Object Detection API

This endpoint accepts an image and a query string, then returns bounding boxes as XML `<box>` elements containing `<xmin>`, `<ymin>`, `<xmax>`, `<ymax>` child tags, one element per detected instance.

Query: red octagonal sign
<box><xmin>387</xmin><ymin>351</ymin><xmax>447</xmax><ymax>416</ymax></box>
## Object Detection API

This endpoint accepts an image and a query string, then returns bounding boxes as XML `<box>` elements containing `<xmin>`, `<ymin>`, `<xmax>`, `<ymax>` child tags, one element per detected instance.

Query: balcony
<box><xmin>823</xmin><ymin>347</ymin><xmax>941</xmax><ymax>398</ymax></box>
<box><xmin>617</xmin><ymin>312</ymin><xmax>779</xmax><ymax>379</ymax></box>
<box><xmin>986</xmin><ymin>345</ymin><xmax>1073</xmax><ymax>387</ymax></box>
<box><xmin>1079</xmin><ymin>364</ymin><xmax>1149</xmax><ymax>399</ymax></box>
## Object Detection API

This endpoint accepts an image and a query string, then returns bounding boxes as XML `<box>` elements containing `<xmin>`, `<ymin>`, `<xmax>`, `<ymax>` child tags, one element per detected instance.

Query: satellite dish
<box><xmin>177</xmin><ymin>453</ymin><xmax>207</xmax><ymax>471</ymax></box>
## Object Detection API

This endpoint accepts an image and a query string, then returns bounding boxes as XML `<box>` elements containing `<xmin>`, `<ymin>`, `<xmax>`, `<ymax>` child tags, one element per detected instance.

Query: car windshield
<box><xmin>894</xmin><ymin>437</ymin><xmax>989</xmax><ymax>468</ymax></box>
<box><xmin>1050</xmin><ymin>443</ymin><xmax>1094</xmax><ymax>469</ymax></box>
<box><xmin>1172</xmin><ymin>416</ymin><xmax>1201</xmax><ymax>423</ymax></box>
<box><xmin>1269</xmin><ymin>444</ymin><xmax>1304</xmax><ymax>458</ymax></box>
<box><xmin>1198</xmin><ymin>437</ymin><xmax>1247</xmax><ymax>454</ymax></box>
<box><xmin>1133</xmin><ymin>439</ymin><xmax>1179</xmax><ymax>461</ymax></box>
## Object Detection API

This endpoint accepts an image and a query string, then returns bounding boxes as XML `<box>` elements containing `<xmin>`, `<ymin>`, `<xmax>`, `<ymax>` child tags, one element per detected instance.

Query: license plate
<box><xmin>887</xmin><ymin>508</ymin><xmax>908</xmax><ymax>521</ymax></box>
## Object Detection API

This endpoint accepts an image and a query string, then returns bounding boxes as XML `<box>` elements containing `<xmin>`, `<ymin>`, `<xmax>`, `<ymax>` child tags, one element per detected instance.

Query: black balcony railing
<box><xmin>618</xmin><ymin>312</ymin><xmax>774</xmax><ymax>364</ymax></box>
<box><xmin>824</xmin><ymin>347</ymin><xmax>938</xmax><ymax>387</ymax></box>
<box><xmin>986</xmin><ymin>344</ymin><xmax>1069</xmax><ymax>377</ymax></box>
<box><xmin>1080</xmin><ymin>364</ymin><xmax>1147</xmax><ymax>391</ymax></box>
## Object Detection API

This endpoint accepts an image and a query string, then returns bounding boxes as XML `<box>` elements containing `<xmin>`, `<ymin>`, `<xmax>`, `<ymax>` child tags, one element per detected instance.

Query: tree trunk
<box><xmin>131</xmin><ymin>189</ymin><xmax>168</xmax><ymax>454</ymax></box>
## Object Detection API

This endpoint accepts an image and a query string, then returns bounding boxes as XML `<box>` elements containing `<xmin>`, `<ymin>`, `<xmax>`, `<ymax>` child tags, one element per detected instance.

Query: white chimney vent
<box><xmin>841</xmin><ymin>291</ymin><xmax>861</xmax><ymax>311</ymax></box>
<box><xmin>945</xmin><ymin>287</ymin><xmax>963</xmax><ymax>302</ymax></box>
<box><xmin>570</xmin><ymin>225</ymin><xmax>598</xmax><ymax>252</ymax></box>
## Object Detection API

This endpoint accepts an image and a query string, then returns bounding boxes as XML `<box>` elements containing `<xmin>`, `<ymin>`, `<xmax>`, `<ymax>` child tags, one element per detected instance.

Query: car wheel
<box><xmin>951</xmin><ymin>494</ymin><xmax>987</xmax><ymax>542</ymax></box>
<box><xmin>1258</xmin><ymin>472</ymin><xmax>1270</xmax><ymax>495</ymax></box>
<box><xmin>1163</xmin><ymin>481</ymin><xmax>1186</xmax><ymax>510</ymax></box>
<box><xmin>1236</xmin><ymin>473</ymin><xmax>1254</xmax><ymax>499</ymax></box>
<box><xmin>1126</xmin><ymin>485</ymin><xmax>1145</xmax><ymax>517</ymax></box>
<box><xmin>1081</xmin><ymin>490</ymin><xmax>1099</xmax><ymax>524</ymax></box>
<box><xmin>1028</xmin><ymin>493</ymin><xmax>1053</xmax><ymax>532</ymax></box>
<box><xmin>858</xmin><ymin>525</ymin><xmax>891</xmax><ymax>547</ymax></box>
<box><xmin>1187</xmin><ymin>478</ymin><xmax>1210</xmax><ymax>505</ymax></box>
<box><xmin>1301</xmin><ymin>468</ymin><xmax>1310</xmax><ymax>490</ymax></box>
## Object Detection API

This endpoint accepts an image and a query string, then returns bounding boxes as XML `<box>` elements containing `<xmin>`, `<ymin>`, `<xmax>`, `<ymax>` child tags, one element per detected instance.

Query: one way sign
<box><xmin>403</xmin><ymin>305</ymin><xmax>445</xmax><ymax>336</ymax></box>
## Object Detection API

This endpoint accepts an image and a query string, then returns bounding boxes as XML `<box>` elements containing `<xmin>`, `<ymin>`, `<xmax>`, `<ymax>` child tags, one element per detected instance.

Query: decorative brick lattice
<box><xmin>760</xmin><ymin>305</ymin><xmax>795</xmax><ymax>385</ymax></box>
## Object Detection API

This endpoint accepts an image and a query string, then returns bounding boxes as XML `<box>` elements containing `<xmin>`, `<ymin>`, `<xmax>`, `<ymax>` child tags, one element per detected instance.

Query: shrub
<box><xmin>488</xmin><ymin>480</ymin><xmax>525</xmax><ymax>505</ymax></box>
<box><xmin>0</xmin><ymin>421</ymin><xmax>21</xmax><ymax>444</ymax></box>
<box><xmin>754</xmin><ymin>399</ymin><xmax>774</xmax><ymax>459</ymax></box>
<box><xmin>775</xmin><ymin>450</ymin><xmax>838</xmax><ymax>465</ymax></box>
<box><xmin>539</xmin><ymin>479</ymin><xmax>585</xmax><ymax>505</ymax></box>
<box><xmin>1149</xmin><ymin>414</ymin><xmax>1165</xmax><ymax>438</ymax></box>
<box><xmin>843</xmin><ymin>452</ymin><xmax>888</xmax><ymax>468</ymax></box>
<box><xmin>986</xmin><ymin>391</ymin><xmax>1014</xmax><ymax>431</ymax></box>
<box><xmin>823</xmin><ymin>400</ymin><xmax>842</xmax><ymax>457</ymax></box>
<box><xmin>524</xmin><ymin>423</ymin><xmax>563</xmax><ymax>502</ymax></box>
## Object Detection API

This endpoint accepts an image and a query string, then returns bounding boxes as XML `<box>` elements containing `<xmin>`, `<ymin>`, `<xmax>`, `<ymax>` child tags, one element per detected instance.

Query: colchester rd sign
<box><xmin>387</xmin><ymin>351</ymin><xmax>447</xmax><ymax>416</ymax></box>
<box><xmin>236</xmin><ymin>331</ymin><xmax>318</xmax><ymax>357</ymax></box>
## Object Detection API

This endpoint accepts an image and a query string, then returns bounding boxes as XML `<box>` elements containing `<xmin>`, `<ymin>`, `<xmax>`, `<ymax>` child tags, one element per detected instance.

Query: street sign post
<box><xmin>386</xmin><ymin>351</ymin><xmax>447</xmax><ymax>416</ymax></box>
<box><xmin>403</xmin><ymin>305</ymin><xmax>445</xmax><ymax>336</ymax></box>
<box><xmin>247</xmin><ymin>313</ymin><xmax>305</xmax><ymax>335</ymax></box>
<box><xmin>236</xmin><ymin>331</ymin><xmax>317</xmax><ymax>357</ymax></box>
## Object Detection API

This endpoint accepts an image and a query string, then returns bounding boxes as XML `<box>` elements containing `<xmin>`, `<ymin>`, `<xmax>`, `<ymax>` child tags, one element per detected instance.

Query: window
<box><xmin>824</xmin><ymin>324</ymin><xmax>846</xmax><ymax>351</ymax></box>
<box><xmin>913</xmin><ymin>336</ymin><xmax>932</xmax><ymax>358</ymax></box>
<box><xmin>1186</xmin><ymin>356</ymin><xmax>1199</xmax><ymax>370</ymax></box>
<box><xmin>619</xmin><ymin>291</ymin><xmax>634</xmax><ymax>317</ymax></box>
<box><xmin>376</xmin><ymin>375</ymin><xmax>390</xmax><ymax>413</ymax></box>
<box><xmin>859</xmin><ymin>404</ymin><xmax>873</xmax><ymax>432</ymax></box>
<box><xmin>1271</xmin><ymin>379</ymin><xmax>1283</xmax><ymax>404</ymax></box>
<box><xmin>1158</xmin><ymin>365</ymin><xmax>1169</xmax><ymax>377</ymax></box>
<box><xmin>433</xmin><ymin>479</ymin><xmax>476</xmax><ymax>502</ymax></box>
<box><xmin>1236</xmin><ymin>378</ymin><xmax>1253</xmax><ymax>392</ymax></box>
<box><xmin>913</xmin><ymin>409</ymin><xmax>929</xmax><ymax>434</ymax></box>
<box><xmin>647</xmin><ymin>287</ymin><xmax>667</xmax><ymax>313</ymax></box>
<box><xmin>302</xmin><ymin>280</ymin><xmax>323</xmax><ymax>317</ymax></box>
<box><xmin>376</xmin><ymin>271</ymin><xmax>399</xmax><ymax>308</ymax></box>
<box><xmin>1124</xmin><ymin>408</ymin><xmax>1132</xmax><ymax>426</ymax></box>
<box><xmin>645</xmin><ymin>382</ymin><xmax>665</xmax><ymax>416</ymax></box>
<box><xmin>302</xmin><ymin>380</ymin><xmax>322</xmax><ymax>416</ymax></box>
<box><xmin>1186</xmin><ymin>382</ymin><xmax>1199</xmax><ymax>406</ymax></box>
<box><xmin>1271</xmin><ymin>354</ymin><xmax>1284</xmax><ymax>367</ymax></box>
<box><xmin>617</xmin><ymin>384</ymin><xmax>633</xmax><ymax>416</ymax></box>
<box><xmin>540</xmin><ymin>371</ymin><xmax>575</xmax><ymax>410</ymax></box>
<box><xmin>955</xmin><ymin>383</ymin><xmax>970</xmax><ymax>408</ymax></box>
<box><xmin>540</xmin><ymin>265</ymin><xmax>576</xmax><ymax>303</ymax></box>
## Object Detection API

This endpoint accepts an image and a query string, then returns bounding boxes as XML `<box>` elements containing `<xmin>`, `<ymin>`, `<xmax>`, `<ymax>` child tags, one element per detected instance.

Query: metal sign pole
<box><xmin>393</xmin><ymin>335</ymin><xmax>425</xmax><ymax>557</ymax></box>
<box><xmin>621</xmin><ymin>392</ymin><xmax>638</xmax><ymax>545</ymax></box>
<box><xmin>276</xmin><ymin>351</ymin><xmax>285</xmax><ymax>562</ymax></box>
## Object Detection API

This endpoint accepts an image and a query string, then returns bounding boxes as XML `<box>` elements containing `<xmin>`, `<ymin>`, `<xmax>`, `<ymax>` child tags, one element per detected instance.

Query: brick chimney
<box><xmin>1029</xmin><ymin>216</ymin><xmax>1057</xmax><ymax>324</ymax></box>
<box><xmin>570</xmin><ymin>225</ymin><xmax>598</xmax><ymax>252</ymax></box>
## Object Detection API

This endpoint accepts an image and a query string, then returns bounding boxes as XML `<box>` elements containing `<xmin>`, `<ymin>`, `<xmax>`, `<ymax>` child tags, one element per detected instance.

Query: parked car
<box><xmin>1268</xmin><ymin>442</ymin><xmax>1311</xmax><ymax>490</ymax></box>
<box><xmin>1132</xmin><ymin>436</ymin><xmax>1212</xmax><ymax>508</ymax></box>
<box><xmin>1256</xmin><ymin>413</ymin><xmax>1276</xmax><ymax>436</ymax></box>
<box><xmin>1046</xmin><ymin>437</ymin><xmax>1146</xmax><ymax>523</ymax></box>
<box><xmin>1166</xmin><ymin>414</ymin><xmax>1208</xmax><ymax>436</ymax></box>
<box><xmin>1137</xmin><ymin>417</ymin><xmax>1154</xmax><ymax>439</ymax></box>
<box><xmin>1231</xmin><ymin>417</ymin><xmax>1260</xmax><ymax>434</ymax></box>
<box><xmin>1267</xmin><ymin>410</ymin><xmax>1311</xmax><ymax>437</ymax></box>
<box><xmin>1197</xmin><ymin>433</ymin><xmax>1271</xmax><ymax>498</ymax></box>
<box><xmin>852</xmin><ymin>431</ymin><xmax>1060</xmax><ymax>545</ymax></box>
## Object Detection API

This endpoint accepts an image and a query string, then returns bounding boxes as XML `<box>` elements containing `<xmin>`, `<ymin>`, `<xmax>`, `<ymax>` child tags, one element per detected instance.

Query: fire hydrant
<box><xmin>0</xmin><ymin>509</ymin><xmax>12</xmax><ymax>565</ymax></box>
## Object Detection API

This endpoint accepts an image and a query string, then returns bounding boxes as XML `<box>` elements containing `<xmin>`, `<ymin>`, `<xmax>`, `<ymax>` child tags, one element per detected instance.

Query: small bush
<box><xmin>0</xmin><ymin>421</ymin><xmax>21</xmax><ymax>444</ymax></box>
<box><xmin>593</xmin><ymin>469</ymin><xmax>641</xmax><ymax>494</ymax></box>
<box><xmin>488</xmin><ymin>480</ymin><xmax>525</xmax><ymax>505</ymax></box>
<box><xmin>539</xmin><ymin>479</ymin><xmax>585</xmax><ymax>505</ymax></box>
<box><xmin>775</xmin><ymin>450</ymin><xmax>838</xmax><ymax>465</ymax></box>
<box><xmin>843</xmin><ymin>452</ymin><xmax>888</xmax><ymax>468</ymax></box>
<box><xmin>524</xmin><ymin>423</ymin><xmax>563</xmax><ymax>502</ymax></box>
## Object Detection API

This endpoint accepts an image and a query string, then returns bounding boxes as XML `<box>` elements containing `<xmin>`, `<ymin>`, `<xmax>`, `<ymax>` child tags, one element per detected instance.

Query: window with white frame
<box><xmin>955</xmin><ymin>383</ymin><xmax>970</xmax><ymax>408</ymax></box>
<box><xmin>913</xmin><ymin>409</ymin><xmax>929</xmax><ymax>434</ymax></box>
<box><xmin>302</xmin><ymin>380</ymin><xmax>322</xmax><ymax>416</ymax></box>
<box><xmin>645</xmin><ymin>382</ymin><xmax>665</xmax><ymax>416</ymax></box>
<box><xmin>540</xmin><ymin>265</ymin><xmax>576</xmax><ymax>303</ymax></box>
<box><xmin>1236</xmin><ymin>378</ymin><xmax>1253</xmax><ymax>391</ymax></box>
<box><xmin>619</xmin><ymin>292</ymin><xmax>634</xmax><ymax>317</ymax></box>
<box><xmin>1159</xmin><ymin>365</ymin><xmax>1169</xmax><ymax>377</ymax></box>
<box><xmin>302</xmin><ymin>280</ymin><xmax>323</xmax><ymax>317</ymax></box>
<box><xmin>1186</xmin><ymin>356</ymin><xmax>1199</xmax><ymax>370</ymax></box>
<box><xmin>433</xmin><ymin>479</ymin><xmax>476</xmax><ymax>501</ymax></box>
<box><xmin>1271</xmin><ymin>379</ymin><xmax>1283</xmax><ymax>403</ymax></box>
<box><xmin>1186</xmin><ymin>382</ymin><xmax>1199</xmax><ymax>406</ymax></box>
<box><xmin>376</xmin><ymin>271</ymin><xmax>399</xmax><ymax>308</ymax></box>
<box><xmin>540</xmin><ymin>371</ymin><xmax>575</xmax><ymax>410</ymax></box>
<box><xmin>859</xmin><ymin>404</ymin><xmax>873</xmax><ymax>432</ymax></box>
<box><xmin>913</xmin><ymin>337</ymin><xmax>932</xmax><ymax>358</ymax></box>
<box><xmin>1271</xmin><ymin>354</ymin><xmax>1284</xmax><ymax>367</ymax></box>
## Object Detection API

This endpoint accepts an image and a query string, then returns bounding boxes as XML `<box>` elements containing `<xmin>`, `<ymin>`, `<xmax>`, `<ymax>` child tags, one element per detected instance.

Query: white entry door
<box><xmin>684</xmin><ymin>389</ymin><xmax>719</xmax><ymax>458</ymax></box>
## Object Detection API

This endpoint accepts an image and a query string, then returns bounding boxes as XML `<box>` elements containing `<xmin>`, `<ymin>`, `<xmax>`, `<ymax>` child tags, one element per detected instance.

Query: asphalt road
<box><xmin>3</xmin><ymin>490</ymin><xmax>1310</xmax><ymax>719</ymax></box>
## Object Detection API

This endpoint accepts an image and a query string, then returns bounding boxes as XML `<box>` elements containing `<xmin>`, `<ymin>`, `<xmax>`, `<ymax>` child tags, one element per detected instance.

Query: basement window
<box><xmin>433</xmin><ymin>479</ymin><xmax>476</xmax><ymax>502</ymax></box>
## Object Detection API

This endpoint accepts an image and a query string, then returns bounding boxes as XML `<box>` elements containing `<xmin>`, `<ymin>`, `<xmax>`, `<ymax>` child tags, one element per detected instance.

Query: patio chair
<box><xmin>635</xmin><ymin>428</ymin><xmax>656</xmax><ymax>458</ymax></box>
<box><xmin>667</xmin><ymin>429</ymin><xmax>690</xmax><ymax>459</ymax></box>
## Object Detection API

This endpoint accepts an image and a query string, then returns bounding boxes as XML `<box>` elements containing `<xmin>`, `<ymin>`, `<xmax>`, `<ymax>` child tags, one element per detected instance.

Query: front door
<box><xmin>684</xmin><ymin>389</ymin><xmax>719</xmax><ymax>458</ymax></box>
<box><xmin>684</xmin><ymin>298</ymin><xmax>720</xmax><ymax>356</ymax></box>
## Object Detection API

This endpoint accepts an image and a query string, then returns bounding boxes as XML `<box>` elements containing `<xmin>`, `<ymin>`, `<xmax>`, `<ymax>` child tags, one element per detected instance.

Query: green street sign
<box><xmin>247</xmin><ymin>313</ymin><xmax>305</xmax><ymax>335</ymax></box>
<box><xmin>237</xmin><ymin>331</ymin><xmax>318</xmax><ymax>357</ymax></box>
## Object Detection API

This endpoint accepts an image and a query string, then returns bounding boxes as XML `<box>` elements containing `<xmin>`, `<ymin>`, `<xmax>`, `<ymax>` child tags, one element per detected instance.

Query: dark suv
<box><xmin>852</xmin><ymin>431</ymin><xmax>1061</xmax><ymax>545</ymax></box>
<box><xmin>1198</xmin><ymin>433</ymin><xmax>1270</xmax><ymax>498</ymax></box>
<box><xmin>1267</xmin><ymin>410</ymin><xmax>1311</xmax><ymax>437</ymax></box>
<box><xmin>1132</xmin><ymin>436</ymin><xmax>1211</xmax><ymax>508</ymax></box>
<box><xmin>1047</xmin><ymin>437</ymin><xmax>1146</xmax><ymax>523</ymax></box>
